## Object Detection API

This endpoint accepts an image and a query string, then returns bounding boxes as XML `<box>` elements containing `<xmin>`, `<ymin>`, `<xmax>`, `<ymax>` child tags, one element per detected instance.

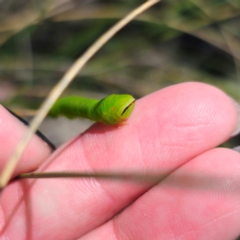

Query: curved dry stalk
<box><xmin>0</xmin><ymin>0</ymin><xmax>160</xmax><ymax>190</ymax></box>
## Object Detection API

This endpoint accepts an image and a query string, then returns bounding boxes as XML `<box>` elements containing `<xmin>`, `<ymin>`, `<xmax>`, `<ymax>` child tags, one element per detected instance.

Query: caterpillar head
<box><xmin>95</xmin><ymin>94</ymin><xmax>135</xmax><ymax>125</ymax></box>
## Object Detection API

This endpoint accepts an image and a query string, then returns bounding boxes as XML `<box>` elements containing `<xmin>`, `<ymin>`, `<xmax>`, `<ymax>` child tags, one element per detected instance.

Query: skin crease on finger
<box><xmin>0</xmin><ymin>82</ymin><xmax>238</xmax><ymax>239</ymax></box>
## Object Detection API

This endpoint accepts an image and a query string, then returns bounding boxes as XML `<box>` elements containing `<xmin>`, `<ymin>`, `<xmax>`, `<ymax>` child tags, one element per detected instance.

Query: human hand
<box><xmin>0</xmin><ymin>82</ymin><xmax>240</xmax><ymax>239</ymax></box>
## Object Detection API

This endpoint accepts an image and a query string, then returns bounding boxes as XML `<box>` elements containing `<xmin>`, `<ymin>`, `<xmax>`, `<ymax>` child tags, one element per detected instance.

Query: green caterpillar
<box><xmin>49</xmin><ymin>94</ymin><xmax>135</xmax><ymax>125</ymax></box>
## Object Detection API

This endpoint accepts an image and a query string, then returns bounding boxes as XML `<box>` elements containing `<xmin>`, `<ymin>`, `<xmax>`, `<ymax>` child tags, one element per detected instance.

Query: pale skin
<box><xmin>0</xmin><ymin>82</ymin><xmax>240</xmax><ymax>239</ymax></box>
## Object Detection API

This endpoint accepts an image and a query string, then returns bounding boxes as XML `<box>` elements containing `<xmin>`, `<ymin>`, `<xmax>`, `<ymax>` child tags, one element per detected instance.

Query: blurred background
<box><xmin>0</xmin><ymin>0</ymin><xmax>239</xmax><ymax>147</ymax></box>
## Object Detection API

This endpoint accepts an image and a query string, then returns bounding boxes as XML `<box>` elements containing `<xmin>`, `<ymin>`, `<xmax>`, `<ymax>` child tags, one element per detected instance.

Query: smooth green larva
<box><xmin>48</xmin><ymin>94</ymin><xmax>135</xmax><ymax>125</ymax></box>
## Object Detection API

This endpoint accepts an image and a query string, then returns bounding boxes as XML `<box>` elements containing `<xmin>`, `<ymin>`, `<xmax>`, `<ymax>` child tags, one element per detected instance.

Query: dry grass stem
<box><xmin>0</xmin><ymin>0</ymin><xmax>160</xmax><ymax>190</ymax></box>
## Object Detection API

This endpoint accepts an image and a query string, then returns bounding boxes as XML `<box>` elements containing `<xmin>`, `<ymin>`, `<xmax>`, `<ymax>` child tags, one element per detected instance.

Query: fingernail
<box><xmin>5</xmin><ymin>107</ymin><xmax>56</xmax><ymax>151</ymax></box>
<box><xmin>231</xmin><ymin>99</ymin><xmax>240</xmax><ymax>137</ymax></box>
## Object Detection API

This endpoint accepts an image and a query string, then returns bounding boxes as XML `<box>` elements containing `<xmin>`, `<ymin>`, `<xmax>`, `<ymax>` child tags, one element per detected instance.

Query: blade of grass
<box><xmin>17</xmin><ymin>169</ymin><xmax>240</xmax><ymax>193</ymax></box>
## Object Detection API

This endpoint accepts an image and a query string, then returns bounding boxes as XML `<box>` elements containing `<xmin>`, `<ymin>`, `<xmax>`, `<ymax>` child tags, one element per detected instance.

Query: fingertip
<box><xmin>135</xmin><ymin>82</ymin><xmax>237</xmax><ymax>145</ymax></box>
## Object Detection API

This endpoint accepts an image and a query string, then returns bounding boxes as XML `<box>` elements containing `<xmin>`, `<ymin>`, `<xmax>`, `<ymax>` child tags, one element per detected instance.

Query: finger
<box><xmin>1</xmin><ymin>82</ymin><xmax>238</xmax><ymax>239</ymax></box>
<box><xmin>0</xmin><ymin>105</ymin><xmax>53</xmax><ymax>177</ymax></box>
<box><xmin>81</xmin><ymin>148</ymin><xmax>240</xmax><ymax>240</ymax></box>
